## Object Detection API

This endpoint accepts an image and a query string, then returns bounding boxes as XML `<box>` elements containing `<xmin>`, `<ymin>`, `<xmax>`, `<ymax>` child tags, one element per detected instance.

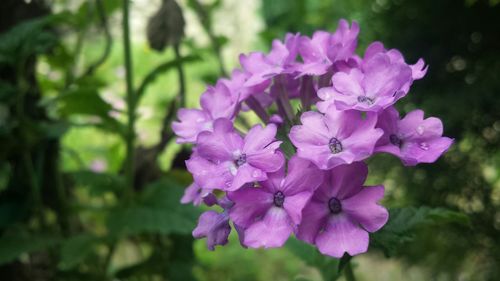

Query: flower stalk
<box><xmin>122</xmin><ymin>0</ymin><xmax>136</xmax><ymax>200</ymax></box>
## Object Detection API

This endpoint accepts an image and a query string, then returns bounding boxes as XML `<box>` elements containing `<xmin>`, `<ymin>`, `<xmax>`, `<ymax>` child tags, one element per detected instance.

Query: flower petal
<box><xmin>246</xmin><ymin>147</ymin><xmax>285</xmax><ymax>172</ymax></box>
<box><xmin>342</xmin><ymin>185</ymin><xmax>389</xmax><ymax>232</ymax></box>
<box><xmin>172</xmin><ymin>109</ymin><xmax>211</xmax><ymax>144</ymax></box>
<box><xmin>186</xmin><ymin>157</ymin><xmax>233</xmax><ymax>190</ymax></box>
<box><xmin>243</xmin><ymin>123</ymin><xmax>278</xmax><ymax>153</ymax></box>
<box><xmin>321</xmin><ymin>162</ymin><xmax>368</xmax><ymax>200</ymax></box>
<box><xmin>229</xmin><ymin>164</ymin><xmax>267</xmax><ymax>191</ymax></box>
<box><xmin>401</xmin><ymin>137</ymin><xmax>453</xmax><ymax>166</ymax></box>
<box><xmin>315</xmin><ymin>214</ymin><xmax>369</xmax><ymax>258</ymax></box>
<box><xmin>296</xmin><ymin>200</ymin><xmax>330</xmax><ymax>244</ymax></box>
<box><xmin>331</xmin><ymin>70</ymin><xmax>364</xmax><ymax>97</ymax></box>
<box><xmin>282</xmin><ymin>156</ymin><xmax>324</xmax><ymax>195</ymax></box>
<box><xmin>193</xmin><ymin>210</ymin><xmax>231</xmax><ymax>251</ymax></box>
<box><xmin>196</xmin><ymin>119</ymin><xmax>243</xmax><ymax>161</ymax></box>
<box><xmin>243</xmin><ymin>207</ymin><xmax>294</xmax><ymax>248</ymax></box>
<box><xmin>399</xmin><ymin>109</ymin><xmax>444</xmax><ymax>140</ymax></box>
<box><xmin>180</xmin><ymin>182</ymin><xmax>209</xmax><ymax>206</ymax></box>
<box><xmin>283</xmin><ymin>191</ymin><xmax>313</xmax><ymax>225</ymax></box>
<box><xmin>228</xmin><ymin>187</ymin><xmax>273</xmax><ymax>227</ymax></box>
<box><xmin>200</xmin><ymin>83</ymin><xmax>237</xmax><ymax>119</ymax></box>
<box><xmin>289</xmin><ymin>111</ymin><xmax>330</xmax><ymax>146</ymax></box>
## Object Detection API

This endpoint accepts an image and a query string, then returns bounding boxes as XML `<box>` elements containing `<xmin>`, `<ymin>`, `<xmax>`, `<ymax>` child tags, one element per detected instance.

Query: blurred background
<box><xmin>0</xmin><ymin>0</ymin><xmax>499</xmax><ymax>280</ymax></box>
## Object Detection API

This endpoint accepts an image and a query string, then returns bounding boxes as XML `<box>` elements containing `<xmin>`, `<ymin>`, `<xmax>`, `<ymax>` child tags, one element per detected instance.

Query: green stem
<box><xmin>245</xmin><ymin>95</ymin><xmax>269</xmax><ymax>123</ymax></box>
<box><xmin>84</xmin><ymin>0</ymin><xmax>113</xmax><ymax>76</ymax></box>
<box><xmin>190</xmin><ymin>0</ymin><xmax>226</xmax><ymax>76</ymax></box>
<box><xmin>23</xmin><ymin>152</ymin><xmax>47</xmax><ymax>229</ymax></box>
<box><xmin>102</xmin><ymin>241</ymin><xmax>116</xmax><ymax>278</ymax></box>
<box><xmin>173</xmin><ymin>44</ymin><xmax>186</xmax><ymax>108</ymax></box>
<box><xmin>276</xmin><ymin>76</ymin><xmax>295</xmax><ymax>123</ymax></box>
<box><xmin>122</xmin><ymin>0</ymin><xmax>136</xmax><ymax>200</ymax></box>
<box><xmin>344</xmin><ymin>260</ymin><xmax>357</xmax><ymax>281</ymax></box>
<box><xmin>16</xmin><ymin>61</ymin><xmax>47</xmax><ymax>229</ymax></box>
<box><xmin>135</xmin><ymin>55</ymin><xmax>198</xmax><ymax>101</ymax></box>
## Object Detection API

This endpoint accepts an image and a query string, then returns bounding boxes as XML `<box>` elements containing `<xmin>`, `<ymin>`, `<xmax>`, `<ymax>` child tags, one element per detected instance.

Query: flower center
<box><xmin>389</xmin><ymin>134</ymin><xmax>402</xmax><ymax>147</ymax></box>
<box><xmin>234</xmin><ymin>153</ymin><xmax>247</xmax><ymax>167</ymax></box>
<box><xmin>329</xmin><ymin>138</ymin><xmax>343</xmax><ymax>154</ymax></box>
<box><xmin>357</xmin><ymin>95</ymin><xmax>374</xmax><ymax>105</ymax></box>
<box><xmin>273</xmin><ymin>191</ymin><xmax>285</xmax><ymax>207</ymax></box>
<box><xmin>328</xmin><ymin>197</ymin><xmax>342</xmax><ymax>214</ymax></box>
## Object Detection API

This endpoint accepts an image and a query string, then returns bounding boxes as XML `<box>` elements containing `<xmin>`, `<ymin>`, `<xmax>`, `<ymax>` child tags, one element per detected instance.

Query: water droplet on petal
<box><xmin>419</xmin><ymin>142</ymin><xmax>429</xmax><ymax>151</ymax></box>
<box><xmin>416</xmin><ymin>125</ymin><xmax>425</xmax><ymax>135</ymax></box>
<box><xmin>229</xmin><ymin>165</ymin><xmax>238</xmax><ymax>176</ymax></box>
<box><xmin>252</xmin><ymin>170</ymin><xmax>262</xmax><ymax>178</ymax></box>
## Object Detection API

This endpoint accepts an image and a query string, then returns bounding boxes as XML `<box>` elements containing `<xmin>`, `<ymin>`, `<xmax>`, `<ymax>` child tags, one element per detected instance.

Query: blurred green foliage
<box><xmin>0</xmin><ymin>0</ymin><xmax>498</xmax><ymax>281</ymax></box>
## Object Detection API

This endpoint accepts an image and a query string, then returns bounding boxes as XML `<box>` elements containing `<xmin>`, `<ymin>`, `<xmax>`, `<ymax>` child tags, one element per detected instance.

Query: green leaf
<box><xmin>71</xmin><ymin>171</ymin><xmax>125</xmax><ymax>197</ymax></box>
<box><xmin>107</xmin><ymin>178</ymin><xmax>200</xmax><ymax>237</ymax></box>
<box><xmin>115</xmin><ymin>235</ymin><xmax>195</xmax><ymax>281</ymax></box>
<box><xmin>286</xmin><ymin>238</ymin><xmax>341</xmax><ymax>281</ymax></box>
<box><xmin>72</xmin><ymin>0</ymin><xmax>121</xmax><ymax>29</ymax></box>
<box><xmin>57</xmin><ymin>87</ymin><xmax>112</xmax><ymax>117</ymax></box>
<box><xmin>38</xmin><ymin>121</ymin><xmax>70</xmax><ymax>139</ymax></box>
<box><xmin>58</xmin><ymin>234</ymin><xmax>100</xmax><ymax>270</ymax></box>
<box><xmin>0</xmin><ymin>80</ymin><xmax>17</xmax><ymax>103</ymax></box>
<box><xmin>0</xmin><ymin>16</ymin><xmax>58</xmax><ymax>65</ymax></box>
<box><xmin>371</xmin><ymin>207</ymin><xmax>469</xmax><ymax>256</ymax></box>
<box><xmin>0</xmin><ymin>232</ymin><xmax>59</xmax><ymax>265</ymax></box>
<box><xmin>136</xmin><ymin>55</ymin><xmax>200</xmax><ymax>98</ymax></box>
<box><xmin>0</xmin><ymin>202</ymin><xmax>28</xmax><ymax>229</ymax></box>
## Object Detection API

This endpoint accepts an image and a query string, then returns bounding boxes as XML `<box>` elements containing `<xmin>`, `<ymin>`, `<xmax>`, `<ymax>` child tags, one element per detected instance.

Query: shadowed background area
<box><xmin>0</xmin><ymin>0</ymin><xmax>498</xmax><ymax>280</ymax></box>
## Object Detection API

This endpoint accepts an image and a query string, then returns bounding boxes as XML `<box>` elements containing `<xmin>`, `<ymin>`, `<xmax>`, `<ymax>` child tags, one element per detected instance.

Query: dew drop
<box><xmin>419</xmin><ymin>142</ymin><xmax>429</xmax><ymax>151</ymax></box>
<box><xmin>252</xmin><ymin>170</ymin><xmax>261</xmax><ymax>178</ymax></box>
<box><xmin>416</xmin><ymin>125</ymin><xmax>425</xmax><ymax>135</ymax></box>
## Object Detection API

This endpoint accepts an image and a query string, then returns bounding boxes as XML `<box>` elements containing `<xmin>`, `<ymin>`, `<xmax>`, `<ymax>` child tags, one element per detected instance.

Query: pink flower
<box><xmin>289</xmin><ymin>107</ymin><xmax>383</xmax><ymax>169</ymax></box>
<box><xmin>186</xmin><ymin>118</ymin><xmax>284</xmax><ymax>191</ymax></box>
<box><xmin>297</xmin><ymin>162</ymin><xmax>388</xmax><ymax>258</ymax></box>
<box><xmin>294</xmin><ymin>19</ymin><xmax>359</xmax><ymax>77</ymax></box>
<box><xmin>375</xmin><ymin>107</ymin><xmax>454</xmax><ymax>166</ymax></box>
<box><xmin>172</xmin><ymin>82</ymin><xmax>238</xmax><ymax>143</ymax></box>
<box><xmin>228</xmin><ymin>157</ymin><xmax>323</xmax><ymax>248</ymax></box>
<box><xmin>317</xmin><ymin>52</ymin><xmax>413</xmax><ymax>112</ymax></box>
<box><xmin>239</xmin><ymin>33</ymin><xmax>300</xmax><ymax>86</ymax></box>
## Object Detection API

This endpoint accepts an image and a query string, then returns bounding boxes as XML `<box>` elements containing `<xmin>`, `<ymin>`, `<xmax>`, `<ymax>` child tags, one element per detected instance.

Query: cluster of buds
<box><xmin>173</xmin><ymin>20</ymin><xmax>453</xmax><ymax>257</ymax></box>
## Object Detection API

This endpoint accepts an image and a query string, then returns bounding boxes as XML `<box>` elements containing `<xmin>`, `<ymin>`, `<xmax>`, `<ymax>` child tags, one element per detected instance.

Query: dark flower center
<box><xmin>328</xmin><ymin>197</ymin><xmax>342</xmax><ymax>214</ymax></box>
<box><xmin>389</xmin><ymin>134</ymin><xmax>402</xmax><ymax>147</ymax></box>
<box><xmin>329</xmin><ymin>138</ymin><xmax>343</xmax><ymax>154</ymax></box>
<box><xmin>234</xmin><ymin>153</ymin><xmax>247</xmax><ymax>167</ymax></box>
<box><xmin>357</xmin><ymin>95</ymin><xmax>374</xmax><ymax>105</ymax></box>
<box><xmin>273</xmin><ymin>191</ymin><xmax>285</xmax><ymax>207</ymax></box>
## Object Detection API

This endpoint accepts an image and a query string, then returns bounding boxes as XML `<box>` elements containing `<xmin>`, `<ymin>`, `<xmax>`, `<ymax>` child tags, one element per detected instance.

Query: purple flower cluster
<box><xmin>174</xmin><ymin>19</ymin><xmax>453</xmax><ymax>258</ymax></box>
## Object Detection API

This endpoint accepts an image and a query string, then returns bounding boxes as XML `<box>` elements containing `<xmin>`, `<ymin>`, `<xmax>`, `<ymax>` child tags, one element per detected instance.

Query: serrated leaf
<box><xmin>371</xmin><ymin>207</ymin><xmax>469</xmax><ymax>256</ymax></box>
<box><xmin>107</xmin><ymin>179</ymin><xmax>200</xmax><ymax>237</ymax></box>
<box><xmin>58</xmin><ymin>234</ymin><xmax>100</xmax><ymax>270</ymax></box>
<box><xmin>0</xmin><ymin>233</ymin><xmax>59</xmax><ymax>265</ymax></box>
